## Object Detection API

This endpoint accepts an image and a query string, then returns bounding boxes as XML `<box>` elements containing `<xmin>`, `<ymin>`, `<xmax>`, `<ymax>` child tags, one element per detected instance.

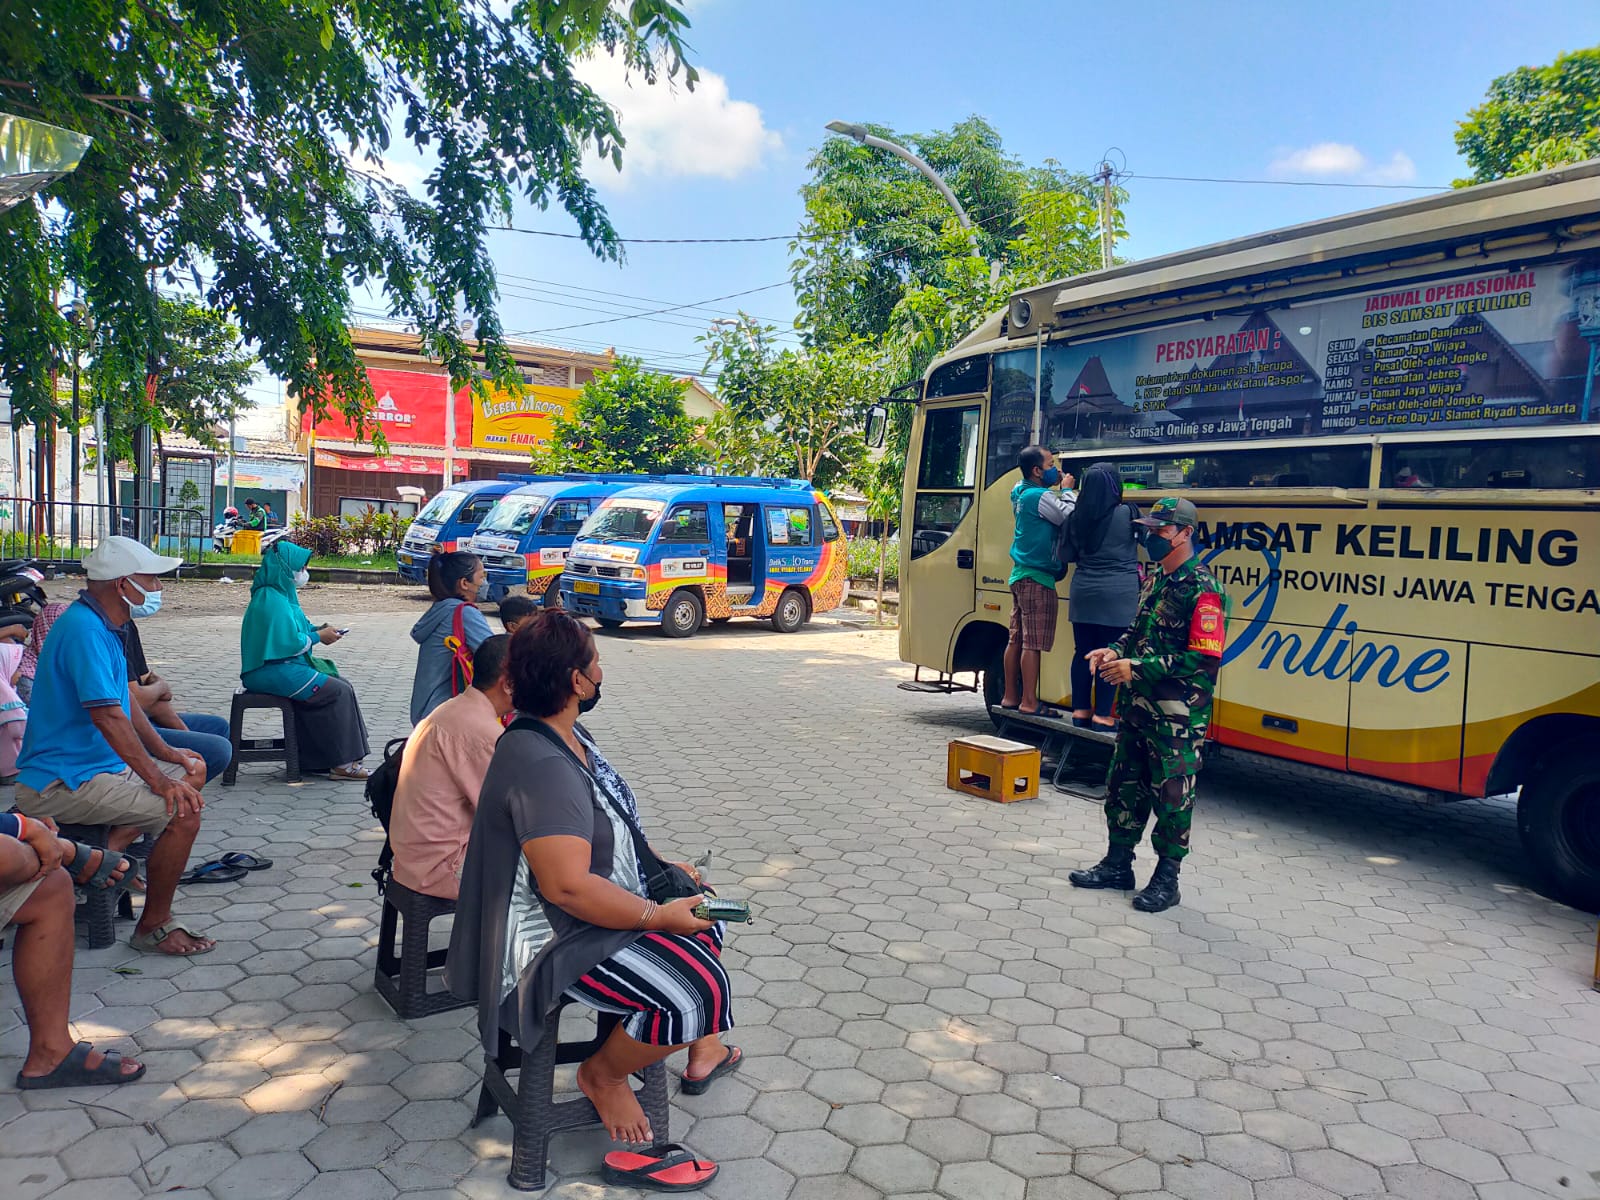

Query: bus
<box><xmin>889</xmin><ymin>160</ymin><xmax>1600</xmax><ymax>910</ymax></box>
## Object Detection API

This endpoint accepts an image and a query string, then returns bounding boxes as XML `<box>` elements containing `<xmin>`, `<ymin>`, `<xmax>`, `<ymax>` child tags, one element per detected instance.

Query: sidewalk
<box><xmin>1</xmin><ymin>603</ymin><xmax>1595</xmax><ymax>1199</ymax></box>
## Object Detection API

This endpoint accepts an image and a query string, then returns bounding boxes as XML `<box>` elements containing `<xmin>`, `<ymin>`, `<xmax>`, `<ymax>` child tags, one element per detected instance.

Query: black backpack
<box><xmin>365</xmin><ymin>736</ymin><xmax>408</xmax><ymax>892</ymax></box>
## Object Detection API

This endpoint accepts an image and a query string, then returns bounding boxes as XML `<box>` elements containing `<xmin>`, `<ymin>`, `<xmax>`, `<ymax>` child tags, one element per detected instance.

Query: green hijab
<box><xmin>240</xmin><ymin>540</ymin><xmax>317</xmax><ymax>674</ymax></box>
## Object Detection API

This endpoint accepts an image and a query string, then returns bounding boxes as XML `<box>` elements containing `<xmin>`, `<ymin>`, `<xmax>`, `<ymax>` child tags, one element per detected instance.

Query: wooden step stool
<box><xmin>947</xmin><ymin>735</ymin><xmax>1040</xmax><ymax>803</ymax></box>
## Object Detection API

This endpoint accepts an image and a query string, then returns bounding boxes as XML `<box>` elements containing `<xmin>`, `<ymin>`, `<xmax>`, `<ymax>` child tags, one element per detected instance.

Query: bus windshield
<box><xmin>475</xmin><ymin>495</ymin><xmax>546</xmax><ymax>538</ymax></box>
<box><xmin>412</xmin><ymin>490</ymin><xmax>463</xmax><ymax>526</ymax></box>
<box><xmin>580</xmin><ymin>498</ymin><xmax>665</xmax><ymax>542</ymax></box>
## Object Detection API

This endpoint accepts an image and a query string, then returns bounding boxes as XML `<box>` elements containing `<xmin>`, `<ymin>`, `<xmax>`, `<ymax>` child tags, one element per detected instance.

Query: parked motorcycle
<box><xmin>213</xmin><ymin>511</ymin><xmax>287</xmax><ymax>554</ymax></box>
<box><xmin>0</xmin><ymin>559</ymin><xmax>50</xmax><ymax>632</ymax></box>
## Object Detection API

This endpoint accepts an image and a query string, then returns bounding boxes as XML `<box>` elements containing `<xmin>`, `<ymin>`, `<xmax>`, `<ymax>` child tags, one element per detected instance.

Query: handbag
<box><xmin>445</xmin><ymin>602</ymin><xmax>475</xmax><ymax>696</ymax></box>
<box><xmin>509</xmin><ymin>717</ymin><xmax>705</xmax><ymax>904</ymax></box>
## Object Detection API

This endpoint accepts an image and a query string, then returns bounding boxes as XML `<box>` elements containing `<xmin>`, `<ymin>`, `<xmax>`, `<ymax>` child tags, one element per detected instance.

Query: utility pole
<box><xmin>1094</xmin><ymin>160</ymin><xmax>1116</xmax><ymax>270</ymax></box>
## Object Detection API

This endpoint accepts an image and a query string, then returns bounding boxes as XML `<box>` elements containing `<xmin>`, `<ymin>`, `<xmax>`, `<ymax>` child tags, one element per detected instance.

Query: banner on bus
<box><xmin>997</xmin><ymin>253</ymin><xmax>1600</xmax><ymax>452</ymax></box>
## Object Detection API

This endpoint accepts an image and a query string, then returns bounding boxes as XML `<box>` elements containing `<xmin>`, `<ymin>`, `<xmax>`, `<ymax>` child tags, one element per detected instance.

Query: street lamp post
<box><xmin>825</xmin><ymin>121</ymin><xmax>999</xmax><ymax>285</ymax></box>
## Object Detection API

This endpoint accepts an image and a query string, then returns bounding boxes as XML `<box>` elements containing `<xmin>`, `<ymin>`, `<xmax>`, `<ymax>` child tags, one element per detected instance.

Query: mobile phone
<box><xmin>692</xmin><ymin>897</ymin><xmax>753</xmax><ymax>925</ymax></box>
<box><xmin>336</xmin><ymin>627</ymin><xmax>351</xmax><ymax>636</ymax></box>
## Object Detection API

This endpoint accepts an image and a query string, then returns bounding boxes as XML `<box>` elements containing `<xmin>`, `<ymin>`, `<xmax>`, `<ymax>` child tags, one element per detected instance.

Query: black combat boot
<box><xmin>1068</xmin><ymin>846</ymin><xmax>1136</xmax><ymax>890</ymax></box>
<box><xmin>1131</xmin><ymin>857</ymin><xmax>1181</xmax><ymax>912</ymax></box>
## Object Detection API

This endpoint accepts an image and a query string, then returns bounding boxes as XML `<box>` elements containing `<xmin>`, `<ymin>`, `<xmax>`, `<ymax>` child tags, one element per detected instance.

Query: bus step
<box><xmin>897</xmin><ymin>667</ymin><xmax>978</xmax><ymax>695</ymax></box>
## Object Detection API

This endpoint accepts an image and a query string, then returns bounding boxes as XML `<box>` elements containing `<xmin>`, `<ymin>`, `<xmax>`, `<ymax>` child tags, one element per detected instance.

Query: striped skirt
<box><xmin>565</xmin><ymin>924</ymin><xmax>733</xmax><ymax>1046</ymax></box>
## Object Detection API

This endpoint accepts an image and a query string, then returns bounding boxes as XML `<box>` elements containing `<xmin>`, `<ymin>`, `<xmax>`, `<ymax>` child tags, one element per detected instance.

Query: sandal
<box><xmin>602</xmin><ymin>1144</ymin><xmax>719</xmax><ymax>1193</ymax></box>
<box><xmin>130</xmin><ymin>920</ymin><xmax>215</xmax><ymax>956</ymax></box>
<box><xmin>218</xmin><ymin>851</ymin><xmax>273</xmax><ymax>871</ymax></box>
<box><xmin>679</xmin><ymin>1046</ymin><xmax>742</xmax><ymax>1096</ymax></box>
<box><xmin>1018</xmin><ymin>703</ymin><xmax>1068</xmax><ymax>720</ymax></box>
<box><xmin>179</xmin><ymin>860</ymin><xmax>248</xmax><ymax>885</ymax></box>
<box><xmin>16</xmin><ymin>1041</ymin><xmax>146</xmax><ymax>1090</ymax></box>
<box><xmin>66</xmin><ymin>842</ymin><xmax>130</xmax><ymax>890</ymax></box>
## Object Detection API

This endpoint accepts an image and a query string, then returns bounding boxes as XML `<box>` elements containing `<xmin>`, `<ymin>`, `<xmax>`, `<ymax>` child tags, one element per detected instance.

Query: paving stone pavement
<box><xmin>1</xmin><ymin>598</ymin><xmax>1596</xmax><ymax>1200</ymax></box>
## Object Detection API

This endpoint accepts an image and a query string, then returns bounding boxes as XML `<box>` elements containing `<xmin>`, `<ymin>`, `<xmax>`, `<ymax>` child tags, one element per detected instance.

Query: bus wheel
<box><xmin>1517</xmin><ymin>741</ymin><xmax>1600</xmax><ymax>912</ymax></box>
<box><xmin>540</xmin><ymin>586</ymin><xmax>562</xmax><ymax>609</ymax></box>
<box><xmin>661</xmin><ymin>590</ymin><xmax>704</xmax><ymax>638</ymax></box>
<box><xmin>772</xmin><ymin>589</ymin><xmax>806</xmax><ymax>633</ymax></box>
<box><xmin>597</xmin><ymin>618</ymin><xmax>625</xmax><ymax>629</ymax></box>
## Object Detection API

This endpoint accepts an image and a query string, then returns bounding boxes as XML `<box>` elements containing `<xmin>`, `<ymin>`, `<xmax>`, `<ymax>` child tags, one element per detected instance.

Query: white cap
<box><xmin>84</xmin><ymin>536</ymin><xmax>182</xmax><ymax>581</ymax></box>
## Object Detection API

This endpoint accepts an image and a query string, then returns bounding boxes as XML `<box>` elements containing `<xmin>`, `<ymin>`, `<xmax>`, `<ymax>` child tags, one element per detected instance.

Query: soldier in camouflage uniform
<box><xmin>1069</xmin><ymin>497</ymin><xmax>1226</xmax><ymax>912</ymax></box>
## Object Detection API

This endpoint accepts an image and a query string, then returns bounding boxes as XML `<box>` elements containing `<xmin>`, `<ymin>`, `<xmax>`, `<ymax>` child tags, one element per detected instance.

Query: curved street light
<box><xmin>824</xmin><ymin>121</ymin><xmax>998</xmax><ymax>285</ymax></box>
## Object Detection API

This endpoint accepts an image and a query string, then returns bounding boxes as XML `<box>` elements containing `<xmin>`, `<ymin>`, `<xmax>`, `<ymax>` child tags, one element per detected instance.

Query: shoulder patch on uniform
<box><xmin>1188</xmin><ymin>592</ymin><xmax>1225</xmax><ymax>658</ymax></box>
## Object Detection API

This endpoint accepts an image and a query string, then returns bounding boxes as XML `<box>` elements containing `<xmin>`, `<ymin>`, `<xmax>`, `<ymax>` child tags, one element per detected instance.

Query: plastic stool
<box><xmin>224</xmin><ymin>690</ymin><xmax>300</xmax><ymax>785</ymax></box>
<box><xmin>373</xmin><ymin>880</ymin><xmax>470</xmax><ymax>1018</ymax></box>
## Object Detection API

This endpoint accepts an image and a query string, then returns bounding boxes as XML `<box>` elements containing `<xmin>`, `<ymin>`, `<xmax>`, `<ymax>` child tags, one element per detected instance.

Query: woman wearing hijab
<box><xmin>1059</xmin><ymin>462</ymin><xmax>1141</xmax><ymax>729</ymax></box>
<box><xmin>239</xmin><ymin>540</ymin><xmax>371</xmax><ymax>780</ymax></box>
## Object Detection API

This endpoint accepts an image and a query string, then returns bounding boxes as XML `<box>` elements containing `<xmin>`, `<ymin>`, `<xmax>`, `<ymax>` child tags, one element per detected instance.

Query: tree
<box><xmin>85</xmin><ymin>298</ymin><xmax>257</xmax><ymax>464</ymax></box>
<box><xmin>1455</xmin><ymin>47</ymin><xmax>1600</xmax><ymax>184</ymax></box>
<box><xmin>860</xmin><ymin>467</ymin><xmax>900</xmax><ymax>625</ymax></box>
<box><xmin>702</xmin><ymin>404</ymin><xmax>786</xmax><ymax>477</ymax></box>
<box><xmin>702</xmin><ymin>320</ymin><xmax>886</xmax><ymax>488</ymax></box>
<box><xmin>540</xmin><ymin>358</ymin><xmax>702</xmax><ymax>473</ymax></box>
<box><xmin>0</xmin><ymin>0</ymin><xmax>696</xmax><ymax>430</ymax></box>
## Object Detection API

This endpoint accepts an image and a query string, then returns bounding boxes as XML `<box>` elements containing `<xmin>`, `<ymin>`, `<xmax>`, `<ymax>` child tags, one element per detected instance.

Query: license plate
<box><xmin>398</xmin><ymin>554</ymin><xmax>412</xmax><ymax>565</ymax></box>
<box><xmin>574</xmin><ymin>579</ymin><xmax>601</xmax><ymax>594</ymax></box>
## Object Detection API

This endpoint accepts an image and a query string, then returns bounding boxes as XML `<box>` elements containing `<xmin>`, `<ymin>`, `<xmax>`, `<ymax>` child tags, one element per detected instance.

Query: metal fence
<box><xmin>0</xmin><ymin>495</ymin><xmax>211</xmax><ymax>566</ymax></box>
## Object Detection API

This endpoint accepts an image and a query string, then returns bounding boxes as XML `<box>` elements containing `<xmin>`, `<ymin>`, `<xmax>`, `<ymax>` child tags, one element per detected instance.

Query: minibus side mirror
<box><xmin>865</xmin><ymin>404</ymin><xmax>888</xmax><ymax>449</ymax></box>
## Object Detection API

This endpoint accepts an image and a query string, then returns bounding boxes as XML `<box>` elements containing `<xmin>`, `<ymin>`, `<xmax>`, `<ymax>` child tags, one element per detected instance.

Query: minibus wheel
<box><xmin>772</xmin><ymin>588</ymin><xmax>806</xmax><ymax>633</ymax></box>
<box><xmin>661</xmin><ymin>589</ymin><xmax>704</xmax><ymax>638</ymax></box>
<box><xmin>1517</xmin><ymin>740</ymin><xmax>1600</xmax><ymax>912</ymax></box>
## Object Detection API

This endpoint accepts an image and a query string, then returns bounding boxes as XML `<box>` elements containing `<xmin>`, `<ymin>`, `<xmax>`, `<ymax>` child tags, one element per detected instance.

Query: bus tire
<box><xmin>1517</xmin><ymin>741</ymin><xmax>1600</xmax><ymax>912</ymax></box>
<box><xmin>541</xmin><ymin>585</ymin><xmax>562</xmax><ymax>609</ymax></box>
<box><xmin>597</xmin><ymin>618</ymin><xmax>625</xmax><ymax>629</ymax></box>
<box><xmin>661</xmin><ymin>590</ymin><xmax>703</xmax><ymax>638</ymax></box>
<box><xmin>772</xmin><ymin>589</ymin><xmax>807</xmax><ymax>633</ymax></box>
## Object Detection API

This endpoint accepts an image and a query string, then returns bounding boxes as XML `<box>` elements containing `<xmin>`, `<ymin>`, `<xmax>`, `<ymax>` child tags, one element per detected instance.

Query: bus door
<box><xmin>722</xmin><ymin>503</ymin><xmax>759</xmax><ymax>607</ymax></box>
<box><xmin>903</xmin><ymin>402</ymin><xmax>983</xmax><ymax>666</ymax></box>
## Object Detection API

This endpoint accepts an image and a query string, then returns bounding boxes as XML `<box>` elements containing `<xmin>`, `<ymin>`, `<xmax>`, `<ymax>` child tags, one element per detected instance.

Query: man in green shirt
<box><xmin>999</xmin><ymin>446</ymin><xmax>1074</xmax><ymax>717</ymax></box>
<box><xmin>1070</xmin><ymin>496</ymin><xmax>1226</xmax><ymax>912</ymax></box>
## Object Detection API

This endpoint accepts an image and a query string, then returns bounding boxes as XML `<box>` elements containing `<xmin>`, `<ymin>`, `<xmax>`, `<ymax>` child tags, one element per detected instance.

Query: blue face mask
<box><xmin>1040</xmin><ymin>466</ymin><xmax>1062</xmax><ymax>487</ymax></box>
<box><xmin>124</xmin><ymin>578</ymin><xmax>163</xmax><ymax>619</ymax></box>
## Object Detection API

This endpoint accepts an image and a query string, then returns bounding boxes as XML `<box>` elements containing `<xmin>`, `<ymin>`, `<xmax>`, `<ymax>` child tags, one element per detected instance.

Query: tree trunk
<box><xmin>876</xmin><ymin>521</ymin><xmax>887</xmax><ymax>626</ymax></box>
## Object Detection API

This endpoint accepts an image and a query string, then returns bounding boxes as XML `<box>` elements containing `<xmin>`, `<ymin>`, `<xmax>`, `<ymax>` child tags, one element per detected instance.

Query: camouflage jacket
<box><xmin>1107</xmin><ymin>557</ymin><xmax>1227</xmax><ymax>739</ymax></box>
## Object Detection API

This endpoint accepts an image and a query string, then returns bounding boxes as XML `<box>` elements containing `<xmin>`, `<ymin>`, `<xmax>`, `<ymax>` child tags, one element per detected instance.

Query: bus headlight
<box><xmin>624</xmin><ymin>566</ymin><xmax>648</xmax><ymax>582</ymax></box>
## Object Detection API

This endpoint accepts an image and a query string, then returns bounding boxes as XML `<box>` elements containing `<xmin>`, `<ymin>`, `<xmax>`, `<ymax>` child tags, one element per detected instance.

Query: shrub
<box><xmin>288</xmin><ymin>512</ymin><xmax>345</xmax><ymax>558</ymax></box>
<box><xmin>846</xmin><ymin>535</ymin><xmax>898</xmax><ymax>584</ymax></box>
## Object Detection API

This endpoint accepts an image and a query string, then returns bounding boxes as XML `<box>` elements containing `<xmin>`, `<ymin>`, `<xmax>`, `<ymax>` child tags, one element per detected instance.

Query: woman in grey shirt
<box><xmin>447</xmin><ymin>611</ymin><xmax>740</xmax><ymax>1163</ymax></box>
<box><xmin>1060</xmin><ymin>462</ymin><xmax>1141</xmax><ymax>728</ymax></box>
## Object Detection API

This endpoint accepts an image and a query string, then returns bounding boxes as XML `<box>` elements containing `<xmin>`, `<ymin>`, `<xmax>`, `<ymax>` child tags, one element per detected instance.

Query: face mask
<box><xmin>1144</xmin><ymin>528</ymin><xmax>1181</xmax><ymax>561</ymax></box>
<box><xmin>577</xmin><ymin>669</ymin><xmax>602</xmax><ymax>714</ymax></box>
<box><xmin>293</xmin><ymin>569</ymin><xmax>310</xmax><ymax>587</ymax></box>
<box><xmin>124</xmin><ymin>579</ymin><xmax>163</xmax><ymax>619</ymax></box>
<box><xmin>1040</xmin><ymin>466</ymin><xmax>1062</xmax><ymax>487</ymax></box>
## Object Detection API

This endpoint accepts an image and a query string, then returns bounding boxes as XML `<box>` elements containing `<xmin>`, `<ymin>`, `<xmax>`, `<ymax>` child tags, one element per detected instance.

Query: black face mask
<box><xmin>578</xmin><ymin>670</ymin><xmax>602</xmax><ymax>714</ymax></box>
<box><xmin>1144</xmin><ymin>529</ymin><xmax>1181</xmax><ymax>561</ymax></box>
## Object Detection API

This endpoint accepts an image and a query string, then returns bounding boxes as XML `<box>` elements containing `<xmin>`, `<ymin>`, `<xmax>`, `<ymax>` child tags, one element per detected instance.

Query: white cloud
<box><xmin>1269</xmin><ymin>142</ymin><xmax>1417</xmax><ymax>184</ymax></box>
<box><xmin>577</xmin><ymin>53</ymin><xmax>781</xmax><ymax>187</ymax></box>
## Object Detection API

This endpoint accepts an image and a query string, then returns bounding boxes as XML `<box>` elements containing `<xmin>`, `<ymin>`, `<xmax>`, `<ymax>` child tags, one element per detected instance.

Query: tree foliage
<box><xmin>0</xmin><ymin>0</ymin><xmax>696</xmax><ymax>430</ymax></box>
<box><xmin>540</xmin><ymin>357</ymin><xmax>702</xmax><ymax>473</ymax></box>
<box><xmin>84</xmin><ymin>298</ymin><xmax>257</xmax><ymax>462</ymax></box>
<box><xmin>1455</xmin><ymin>47</ymin><xmax>1600</xmax><ymax>184</ymax></box>
<box><xmin>702</xmin><ymin>320</ymin><xmax>886</xmax><ymax>488</ymax></box>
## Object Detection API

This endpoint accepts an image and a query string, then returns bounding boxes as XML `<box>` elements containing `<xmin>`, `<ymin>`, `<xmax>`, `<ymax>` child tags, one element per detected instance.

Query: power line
<box><xmin>1125</xmin><ymin>172</ymin><xmax>1450</xmax><ymax>192</ymax></box>
<box><xmin>507</xmin><ymin>280</ymin><xmax>796</xmax><ymax>337</ymax></box>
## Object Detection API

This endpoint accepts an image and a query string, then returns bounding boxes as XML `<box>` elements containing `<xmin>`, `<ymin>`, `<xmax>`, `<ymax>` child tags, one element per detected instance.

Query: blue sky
<box><xmin>249</xmin><ymin>0</ymin><xmax>1598</xmax><ymax>428</ymax></box>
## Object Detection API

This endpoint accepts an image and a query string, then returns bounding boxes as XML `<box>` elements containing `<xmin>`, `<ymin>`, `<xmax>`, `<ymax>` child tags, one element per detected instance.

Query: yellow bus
<box><xmin>891</xmin><ymin>161</ymin><xmax>1600</xmax><ymax>910</ymax></box>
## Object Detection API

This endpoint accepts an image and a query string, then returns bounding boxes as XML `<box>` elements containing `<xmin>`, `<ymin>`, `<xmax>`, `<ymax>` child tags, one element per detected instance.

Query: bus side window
<box><xmin>540</xmin><ymin>499</ymin><xmax>591</xmax><ymax>535</ymax></box>
<box><xmin>660</xmin><ymin>504</ymin><xmax>709</xmax><ymax>543</ymax></box>
<box><xmin>818</xmin><ymin>505</ymin><xmax>841</xmax><ymax>542</ymax></box>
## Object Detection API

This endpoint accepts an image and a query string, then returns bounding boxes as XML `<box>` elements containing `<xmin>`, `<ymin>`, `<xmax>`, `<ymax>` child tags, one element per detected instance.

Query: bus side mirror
<box><xmin>865</xmin><ymin>404</ymin><xmax>888</xmax><ymax>449</ymax></box>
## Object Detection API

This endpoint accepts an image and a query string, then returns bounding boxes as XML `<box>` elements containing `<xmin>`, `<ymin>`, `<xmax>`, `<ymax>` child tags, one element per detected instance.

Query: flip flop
<box><xmin>679</xmin><ymin>1046</ymin><xmax>742</xmax><ymax>1096</ymax></box>
<box><xmin>602</xmin><ymin>1144</ymin><xmax>719</xmax><ymax>1193</ymax></box>
<box><xmin>179</xmin><ymin>860</ymin><xmax>248</xmax><ymax>885</ymax></box>
<box><xmin>218</xmin><ymin>851</ymin><xmax>273</xmax><ymax>871</ymax></box>
<box><xmin>16</xmin><ymin>1041</ymin><xmax>145</xmax><ymax>1090</ymax></box>
<box><xmin>66</xmin><ymin>842</ymin><xmax>130</xmax><ymax>890</ymax></box>
<box><xmin>997</xmin><ymin>703</ymin><xmax>1021</xmax><ymax>712</ymax></box>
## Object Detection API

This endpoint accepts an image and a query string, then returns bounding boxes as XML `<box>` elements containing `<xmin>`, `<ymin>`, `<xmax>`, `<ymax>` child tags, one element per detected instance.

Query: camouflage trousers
<box><xmin>1103</xmin><ymin>725</ymin><xmax>1199</xmax><ymax>861</ymax></box>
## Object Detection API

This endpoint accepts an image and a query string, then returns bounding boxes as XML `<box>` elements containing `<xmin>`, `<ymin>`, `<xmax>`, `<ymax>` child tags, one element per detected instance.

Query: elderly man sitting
<box><xmin>16</xmin><ymin>536</ymin><xmax>214</xmax><ymax>956</ymax></box>
<box><xmin>0</xmin><ymin>813</ymin><xmax>145</xmax><ymax>1087</ymax></box>
<box><xmin>389</xmin><ymin>634</ymin><xmax>513</xmax><ymax>899</ymax></box>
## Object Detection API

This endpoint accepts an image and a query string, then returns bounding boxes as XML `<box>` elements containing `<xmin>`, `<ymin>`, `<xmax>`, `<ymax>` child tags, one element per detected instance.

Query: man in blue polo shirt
<box><xmin>17</xmin><ymin>537</ymin><xmax>215</xmax><ymax>957</ymax></box>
